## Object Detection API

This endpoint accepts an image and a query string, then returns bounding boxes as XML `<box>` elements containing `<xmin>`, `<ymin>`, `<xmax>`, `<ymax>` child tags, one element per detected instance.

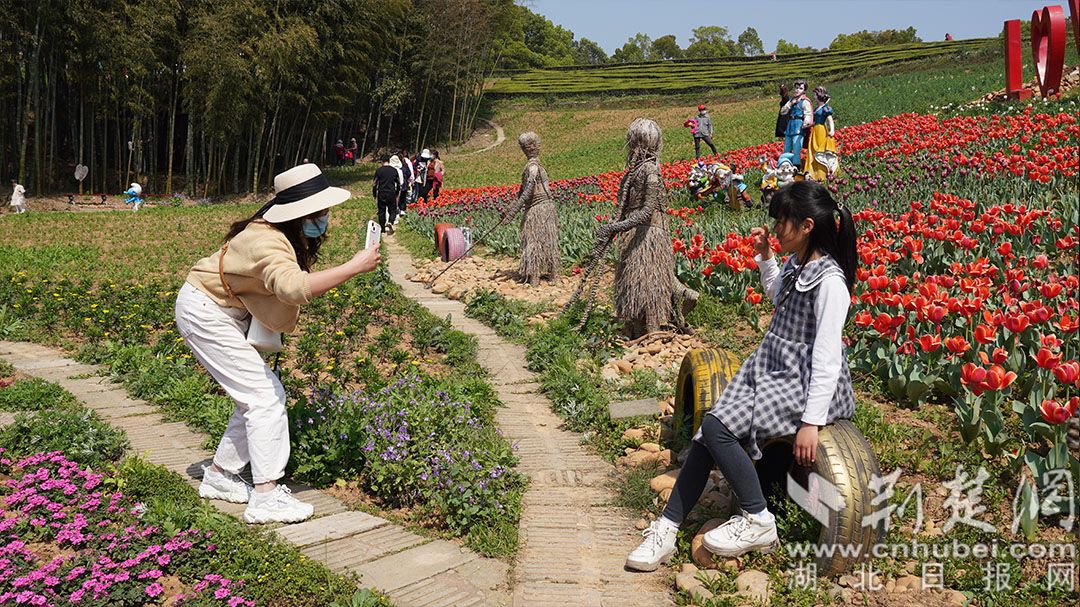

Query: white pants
<box><xmin>174</xmin><ymin>282</ymin><xmax>290</xmax><ymax>484</ymax></box>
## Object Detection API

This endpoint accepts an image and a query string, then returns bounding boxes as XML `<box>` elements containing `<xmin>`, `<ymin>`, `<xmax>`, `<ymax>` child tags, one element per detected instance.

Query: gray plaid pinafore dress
<box><xmin>696</xmin><ymin>254</ymin><xmax>855</xmax><ymax>460</ymax></box>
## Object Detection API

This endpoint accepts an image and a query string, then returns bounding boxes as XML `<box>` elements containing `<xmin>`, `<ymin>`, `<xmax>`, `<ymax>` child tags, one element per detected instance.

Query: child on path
<box><xmin>9</xmin><ymin>180</ymin><xmax>26</xmax><ymax>213</ymax></box>
<box><xmin>625</xmin><ymin>181</ymin><xmax>858</xmax><ymax>571</ymax></box>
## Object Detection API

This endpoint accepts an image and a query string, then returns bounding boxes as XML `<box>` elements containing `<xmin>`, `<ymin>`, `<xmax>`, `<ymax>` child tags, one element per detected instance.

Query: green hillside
<box><xmin>488</xmin><ymin>39</ymin><xmax>996</xmax><ymax>95</ymax></box>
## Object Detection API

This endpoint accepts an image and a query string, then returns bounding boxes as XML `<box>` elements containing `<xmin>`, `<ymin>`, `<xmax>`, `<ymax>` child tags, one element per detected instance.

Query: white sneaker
<box><xmin>243</xmin><ymin>485</ymin><xmax>314</xmax><ymax>524</ymax></box>
<box><xmin>625</xmin><ymin>520</ymin><xmax>678</xmax><ymax>572</ymax></box>
<box><xmin>702</xmin><ymin>510</ymin><xmax>779</xmax><ymax>557</ymax></box>
<box><xmin>198</xmin><ymin>465</ymin><xmax>252</xmax><ymax>504</ymax></box>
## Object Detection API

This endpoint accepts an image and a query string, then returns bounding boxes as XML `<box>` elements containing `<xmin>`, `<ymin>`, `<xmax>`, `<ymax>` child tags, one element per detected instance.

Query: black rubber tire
<box><xmin>675</xmin><ymin>348</ymin><xmax>884</xmax><ymax>576</ymax></box>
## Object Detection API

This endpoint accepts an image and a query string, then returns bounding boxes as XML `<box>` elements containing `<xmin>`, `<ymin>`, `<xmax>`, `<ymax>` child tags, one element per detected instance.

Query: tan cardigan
<box><xmin>186</xmin><ymin>220</ymin><xmax>313</xmax><ymax>333</ymax></box>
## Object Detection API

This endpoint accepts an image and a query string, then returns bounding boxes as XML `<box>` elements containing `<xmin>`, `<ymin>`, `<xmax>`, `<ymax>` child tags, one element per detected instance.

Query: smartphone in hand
<box><xmin>364</xmin><ymin>220</ymin><xmax>381</xmax><ymax>249</ymax></box>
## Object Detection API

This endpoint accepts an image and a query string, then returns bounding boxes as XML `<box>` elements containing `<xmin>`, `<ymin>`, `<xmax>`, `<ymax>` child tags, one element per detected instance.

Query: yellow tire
<box><xmin>672</xmin><ymin>348</ymin><xmax>740</xmax><ymax>450</ymax></box>
<box><xmin>759</xmin><ymin>421</ymin><xmax>885</xmax><ymax>576</ymax></box>
<box><xmin>675</xmin><ymin>348</ymin><xmax>884</xmax><ymax>576</ymax></box>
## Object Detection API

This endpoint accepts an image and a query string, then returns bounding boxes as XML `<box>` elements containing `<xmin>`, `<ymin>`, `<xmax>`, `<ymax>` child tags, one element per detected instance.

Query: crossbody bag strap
<box><xmin>217</xmin><ymin>242</ymin><xmax>239</xmax><ymax>301</ymax></box>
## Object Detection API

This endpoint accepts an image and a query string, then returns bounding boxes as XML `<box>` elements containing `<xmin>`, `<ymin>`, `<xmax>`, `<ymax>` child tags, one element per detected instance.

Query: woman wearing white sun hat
<box><xmin>176</xmin><ymin>163</ymin><xmax>380</xmax><ymax>524</ymax></box>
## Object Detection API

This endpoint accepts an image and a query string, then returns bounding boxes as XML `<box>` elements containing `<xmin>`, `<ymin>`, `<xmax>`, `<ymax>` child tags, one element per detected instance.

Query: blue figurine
<box><xmin>780</xmin><ymin>78</ymin><xmax>813</xmax><ymax>159</ymax></box>
<box><xmin>123</xmin><ymin>182</ymin><xmax>143</xmax><ymax>211</ymax></box>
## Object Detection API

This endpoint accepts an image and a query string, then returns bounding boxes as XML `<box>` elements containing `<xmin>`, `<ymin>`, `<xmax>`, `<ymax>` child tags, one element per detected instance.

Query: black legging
<box><xmin>661</xmin><ymin>415</ymin><xmax>767</xmax><ymax>525</ymax></box>
<box><xmin>694</xmin><ymin>135</ymin><xmax>718</xmax><ymax>158</ymax></box>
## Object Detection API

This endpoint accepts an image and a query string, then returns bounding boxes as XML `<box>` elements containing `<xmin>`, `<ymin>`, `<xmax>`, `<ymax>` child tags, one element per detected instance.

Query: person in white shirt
<box><xmin>9</xmin><ymin>180</ymin><xmax>26</xmax><ymax>214</ymax></box>
<box><xmin>626</xmin><ymin>181</ymin><xmax>858</xmax><ymax>572</ymax></box>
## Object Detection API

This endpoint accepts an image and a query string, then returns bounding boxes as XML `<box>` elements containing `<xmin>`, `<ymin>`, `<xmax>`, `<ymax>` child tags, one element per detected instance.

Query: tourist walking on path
<box><xmin>625</xmin><ymin>181</ymin><xmax>857</xmax><ymax>571</ymax></box>
<box><xmin>414</xmin><ymin>148</ymin><xmax>431</xmax><ymax>201</ymax></box>
<box><xmin>692</xmin><ymin>105</ymin><xmax>718</xmax><ymax>158</ymax></box>
<box><xmin>389</xmin><ymin>155</ymin><xmax>404</xmax><ymax>225</ymax></box>
<box><xmin>9</xmin><ymin>179</ymin><xmax>26</xmax><ymax>214</ymax></box>
<box><xmin>373</xmin><ymin>155</ymin><xmax>402</xmax><ymax>234</ymax></box>
<box><xmin>348</xmin><ymin>138</ymin><xmax>359</xmax><ymax>165</ymax></box>
<box><xmin>428</xmin><ymin>150</ymin><xmax>444</xmax><ymax>200</ymax></box>
<box><xmin>398</xmin><ymin>149</ymin><xmax>413</xmax><ymax>221</ymax></box>
<box><xmin>178</xmin><ymin>163</ymin><xmax>380</xmax><ymax>524</ymax></box>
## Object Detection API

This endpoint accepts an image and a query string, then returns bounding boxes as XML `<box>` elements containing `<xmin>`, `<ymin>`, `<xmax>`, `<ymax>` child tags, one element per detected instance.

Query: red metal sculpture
<box><xmin>1031</xmin><ymin>5</ymin><xmax>1067</xmax><ymax>98</ymax></box>
<box><xmin>1004</xmin><ymin>20</ymin><xmax>1032</xmax><ymax>100</ymax></box>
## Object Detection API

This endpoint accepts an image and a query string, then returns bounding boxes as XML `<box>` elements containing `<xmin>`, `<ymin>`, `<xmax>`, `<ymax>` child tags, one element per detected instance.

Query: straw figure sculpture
<box><xmin>592</xmin><ymin>118</ymin><xmax>699</xmax><ymax>338</ymax></box>
<box><xmin>503</xmin><ymin>131</ymin><xmax>560</xmax><ymax>285</ymax></box>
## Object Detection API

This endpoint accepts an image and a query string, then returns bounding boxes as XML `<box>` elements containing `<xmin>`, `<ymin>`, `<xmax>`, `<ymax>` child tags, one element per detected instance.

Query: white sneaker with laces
<box><xmin>625</xmin><ymin>520</ymin><xmax>678</xmax><ymax>572</ymax></box>
<box><xmin>243</xmin><ymin>485</ymin><xmax>315</xmax><ymax>524</ymax></box>
<box><xmin>198</xmin><ymin>465</ymin><xmax>252</xmax><ymax>504</ymax></box>
<box><xmin>702</xmin><ymin>510</ymin><xmax>778</xmax><ymax>557</ymax></box>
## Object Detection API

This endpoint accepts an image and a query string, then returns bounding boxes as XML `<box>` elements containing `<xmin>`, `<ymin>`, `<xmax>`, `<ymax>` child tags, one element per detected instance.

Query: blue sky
<box><xmin>523</xmin><ymin>0</ymin><xmax>1037</xmax><ymax>53</ymax></box>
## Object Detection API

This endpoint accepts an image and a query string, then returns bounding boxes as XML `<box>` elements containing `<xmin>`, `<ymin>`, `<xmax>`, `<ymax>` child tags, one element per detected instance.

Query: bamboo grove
<box><xmin>0</xmin><ymin>0</ymin><xmax>515</xmax><ymax>197</ymax></box>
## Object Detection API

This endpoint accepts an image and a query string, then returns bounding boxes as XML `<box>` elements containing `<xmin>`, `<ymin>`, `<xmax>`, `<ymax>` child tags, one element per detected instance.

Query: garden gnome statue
<box><xmin>595</xmin><ymin>118</ymin><xmax>698</xmax><ymax>338</ymax></box>
<box><xmin>503</xmin><ymin>131</ymin><xmax>559</xmax><ymax>285</ymax></box>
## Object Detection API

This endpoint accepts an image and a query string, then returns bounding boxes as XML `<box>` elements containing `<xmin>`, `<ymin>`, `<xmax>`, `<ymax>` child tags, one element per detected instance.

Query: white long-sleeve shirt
<box><xmin>756</xmin><ymin>254</ymin><xmax>850</xmax><ymax>426</ymax></box>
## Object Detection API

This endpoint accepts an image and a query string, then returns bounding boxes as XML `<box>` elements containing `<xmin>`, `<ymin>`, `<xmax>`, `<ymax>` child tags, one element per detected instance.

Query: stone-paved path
<box><xmin>0</xmin><ymin>340</ymin><xmax>511</xmax><ymax>607</ymax></box>
<box><xmin>385</xmin><ymin>238</ymin><xmax>674</xmax><ymax>607</ymax></box>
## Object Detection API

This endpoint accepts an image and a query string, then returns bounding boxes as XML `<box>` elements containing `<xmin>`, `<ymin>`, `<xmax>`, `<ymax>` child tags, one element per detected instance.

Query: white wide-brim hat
<box><xmin>420</xmin><ymin>148</ymin><xmax>432</xmax><ymax>160</ymax></box>
<box><xmin>263</xmin><ymin>163</ymin><xmax>351</xmax><ymax>223</ymax></box>
<box><xmin>389</xmin><ymin>155</ymin><xmax>402</xmax><ymax>169</ymax></box>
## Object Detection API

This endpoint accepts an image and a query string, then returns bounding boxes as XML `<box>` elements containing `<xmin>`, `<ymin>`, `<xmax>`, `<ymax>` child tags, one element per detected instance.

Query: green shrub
<box><xmin>0</xmin><ymin>377</ymin><xmax>79</xmax><ymax>411</ymax></box>
<box><xmin>0</xmin><ymin>408</ymin><xmax>127</xmax><ymax>468</ymax></box>
<box><xmin>464</xmin><ymin>289</ymin><xmax>546</xmax><ymax>341</ymax></box>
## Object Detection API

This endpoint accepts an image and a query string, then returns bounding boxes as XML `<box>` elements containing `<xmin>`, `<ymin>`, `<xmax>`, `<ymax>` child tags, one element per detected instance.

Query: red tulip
<box><xmin>944</xmin><ymin>335</ymin><xmax>970</xmax><ymax>354</ymax></box>
<box><xmin>1040</xmin><ymin>334</ymin><xmax>1063</xmax><ymax>350</ymax></box>
<box><xmin>917</xmin><ymin>334</ymin><xmax>942</xmax><ymax>353</ymax></box>
<box><xmin>982</xmin><ymin>365</ymin><xmax>1017</xmax><ymax>391</ymax></box>
<box><xmin>1039</xmin><ymin>399</ymin><xmax>1073</xmax><ymax>424</ymax></box>
<box><xmin>1004</xmin><ymin>314</ymin><xmax>1030</xmax><ymax>334</ymax></box>
<box><xmin>961</xmin><ymin>363</ymin><xmax>988</xmax><ymax>395</ymax></box>
<box><xmin>973</xmin><ymin>324</ymin><xmax>997</xmax><ymax>344</ymax></box>
<box><xmin>997</xmin><ymin>242</ymin><xmax>1012</xmax><ymax>256</ymax></box>
<box><xmin>1052</xmin><ymin>361</ymin><xmax>1079</xmax><ymax>385</ymax></box>
<box><xmin>702</xmin><ymin>265</ymin><xmax>713</xmax><ymax>277</ymax></box>
<box><xmin>744</xmin><ymin>287</ymin><xmax>762</xmax><ymax>305</ymax></box>
<box><xmin>1039</xmin><ymin>283</ymin><xmax>1063</xmax><ymax>299</ymax></box>
<box><xmin>1034</xmin><ymin>347</ymin><xmax>1062</xmax><ymax>369</ymax></box>
<box><xmin>854</xmin><ymin>310</ymin><xmax>873</xmax><ymax>328</ymax></box>
<box><xmin>1032</xmin><ymin>254</ymin><xmax>1050</xmax><ymax>269</ymax></box>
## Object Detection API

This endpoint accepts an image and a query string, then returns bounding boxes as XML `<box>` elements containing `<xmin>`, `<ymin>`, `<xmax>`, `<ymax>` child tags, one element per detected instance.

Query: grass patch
<box><xmin>612</xmin><ymin>462</ymin><xmax>663</xmax><ymax>516</ymax></box>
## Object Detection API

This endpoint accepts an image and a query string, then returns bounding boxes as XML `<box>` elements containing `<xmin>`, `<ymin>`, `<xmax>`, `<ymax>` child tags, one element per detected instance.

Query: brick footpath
<box><xmin>385</xmin><ymin>239</ymin><xmax>674</xmax><ymax>607</ymax></box>
<box><xmin>0</xmin><ymin>340</ymin><xmax>511</xmax><ymax>607</ymax></box>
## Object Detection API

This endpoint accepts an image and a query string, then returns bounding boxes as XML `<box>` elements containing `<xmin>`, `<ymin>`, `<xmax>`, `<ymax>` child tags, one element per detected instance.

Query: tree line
<box><xmin>0</xmin><ymin>0</ymin><xmax>522</xmax><ymax>197</ymax></box>
<box><xmin>500</xmin><ymin>13</ymin><xmax>924</xmax><ymax>68</ymax></box>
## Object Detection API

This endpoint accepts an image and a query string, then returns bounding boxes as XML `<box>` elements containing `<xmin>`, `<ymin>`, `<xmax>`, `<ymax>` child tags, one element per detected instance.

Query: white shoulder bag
<box><xmin>218</xmin><ymin>242</ymin><xmax>284</xmax><ymax>353</ymax></box>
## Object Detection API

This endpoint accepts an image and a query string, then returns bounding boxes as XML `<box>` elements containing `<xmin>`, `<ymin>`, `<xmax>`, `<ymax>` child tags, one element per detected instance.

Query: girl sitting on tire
<box><xmin>626</xmin><ymin>181</ymin><xmax>858</xmax><ymax>571</ymax></box>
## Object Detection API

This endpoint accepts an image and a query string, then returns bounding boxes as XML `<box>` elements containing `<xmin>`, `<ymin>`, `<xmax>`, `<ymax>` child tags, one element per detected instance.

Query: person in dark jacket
<box><xmin>693</xmin><ymin>105</ymin><xmax>718</xmax><ymax>158</ymax></box>
<box><xmin>372</xmin><ymin>156</ymin><xmax>401</xmax><ymax>234</ymax></box>
<box><xmin>775</xmin><ymin>85</ymin><xmax>791</xmax><ymax>139</ymax></box>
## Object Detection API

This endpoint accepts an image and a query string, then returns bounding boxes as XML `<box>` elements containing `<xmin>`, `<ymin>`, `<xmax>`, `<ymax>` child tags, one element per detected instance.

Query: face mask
<box><xmin>302</xmin><ymin>214</ymin><xmax>329</xmax><ymax>238</ymax></box>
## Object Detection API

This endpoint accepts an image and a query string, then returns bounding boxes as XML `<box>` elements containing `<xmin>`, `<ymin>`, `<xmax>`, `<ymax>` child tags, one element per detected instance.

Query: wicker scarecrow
<box><xmin>503</xmin><ymin>132</ymin><xmax>560</xmax><ymax>286</ymax></box>
<box><xmin>594</xmin><ymin>118</ymin><xmax>698</xmax><ymax>338</ymax></box>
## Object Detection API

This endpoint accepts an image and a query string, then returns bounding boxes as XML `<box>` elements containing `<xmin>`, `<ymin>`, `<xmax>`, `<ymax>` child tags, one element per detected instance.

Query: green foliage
<box><xmin>111</xmin><ymin>457</ymin><xmax>365</xmax><ymax>606</ymax></box>
<box><xmin>464</xmin><ymin>288</ymin><xmax>546</xmax><ymax>341</ymax></box>
<box><xmin>829</xmin><ymin>26</ymin><xmax>922</xmax><ymax>50</ymax></box>
<box><xmin>650</xmin><ymin>35</ymin><xmax>683</xmax><ymax>61</ymax></box>
<box><xmin>0</xmin><ymin>408</ymin><xmax>128</xmax><ymax>469</ymax></box>
<box><xmin>573</xmin><ymin>37</ymin><xmax>609</xmax><ymax>65</ymax></box>
<box><xmin>488</xmin><ymin>39</ymin><xmax>993</xmax><ymax>96</ymax></box>
<box><xmin>0</xmin><ymin>377</ymin><xmax>79</xmax><ymax>411</ymax></box>
<box><xmin>329</xmin><ymin>590</ymin><xmax>391</xmax><ymax>607</ymax></box>
<box><xmin>288</xmin><ymin>375</ymin><xmax>526</xmax><ymax>553</ymax></box>
<box><xmin>612</xmin><ymin>462</ymin><xmax>663</xmax><ymax>515</ymax></box>
<box><xmin>685</xmin><ymin>26</ymin><xmax>739</xmax><ymax>59</ymax></box>
<box><xmin>775</xmin><ymin>38</ymin><xmax>815</xmax><ymax>54</ymax></box>
<box><xmin>609</xmin><ymin>33</ymin><xmax>649</xmax><ymax>63</ymax></box>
